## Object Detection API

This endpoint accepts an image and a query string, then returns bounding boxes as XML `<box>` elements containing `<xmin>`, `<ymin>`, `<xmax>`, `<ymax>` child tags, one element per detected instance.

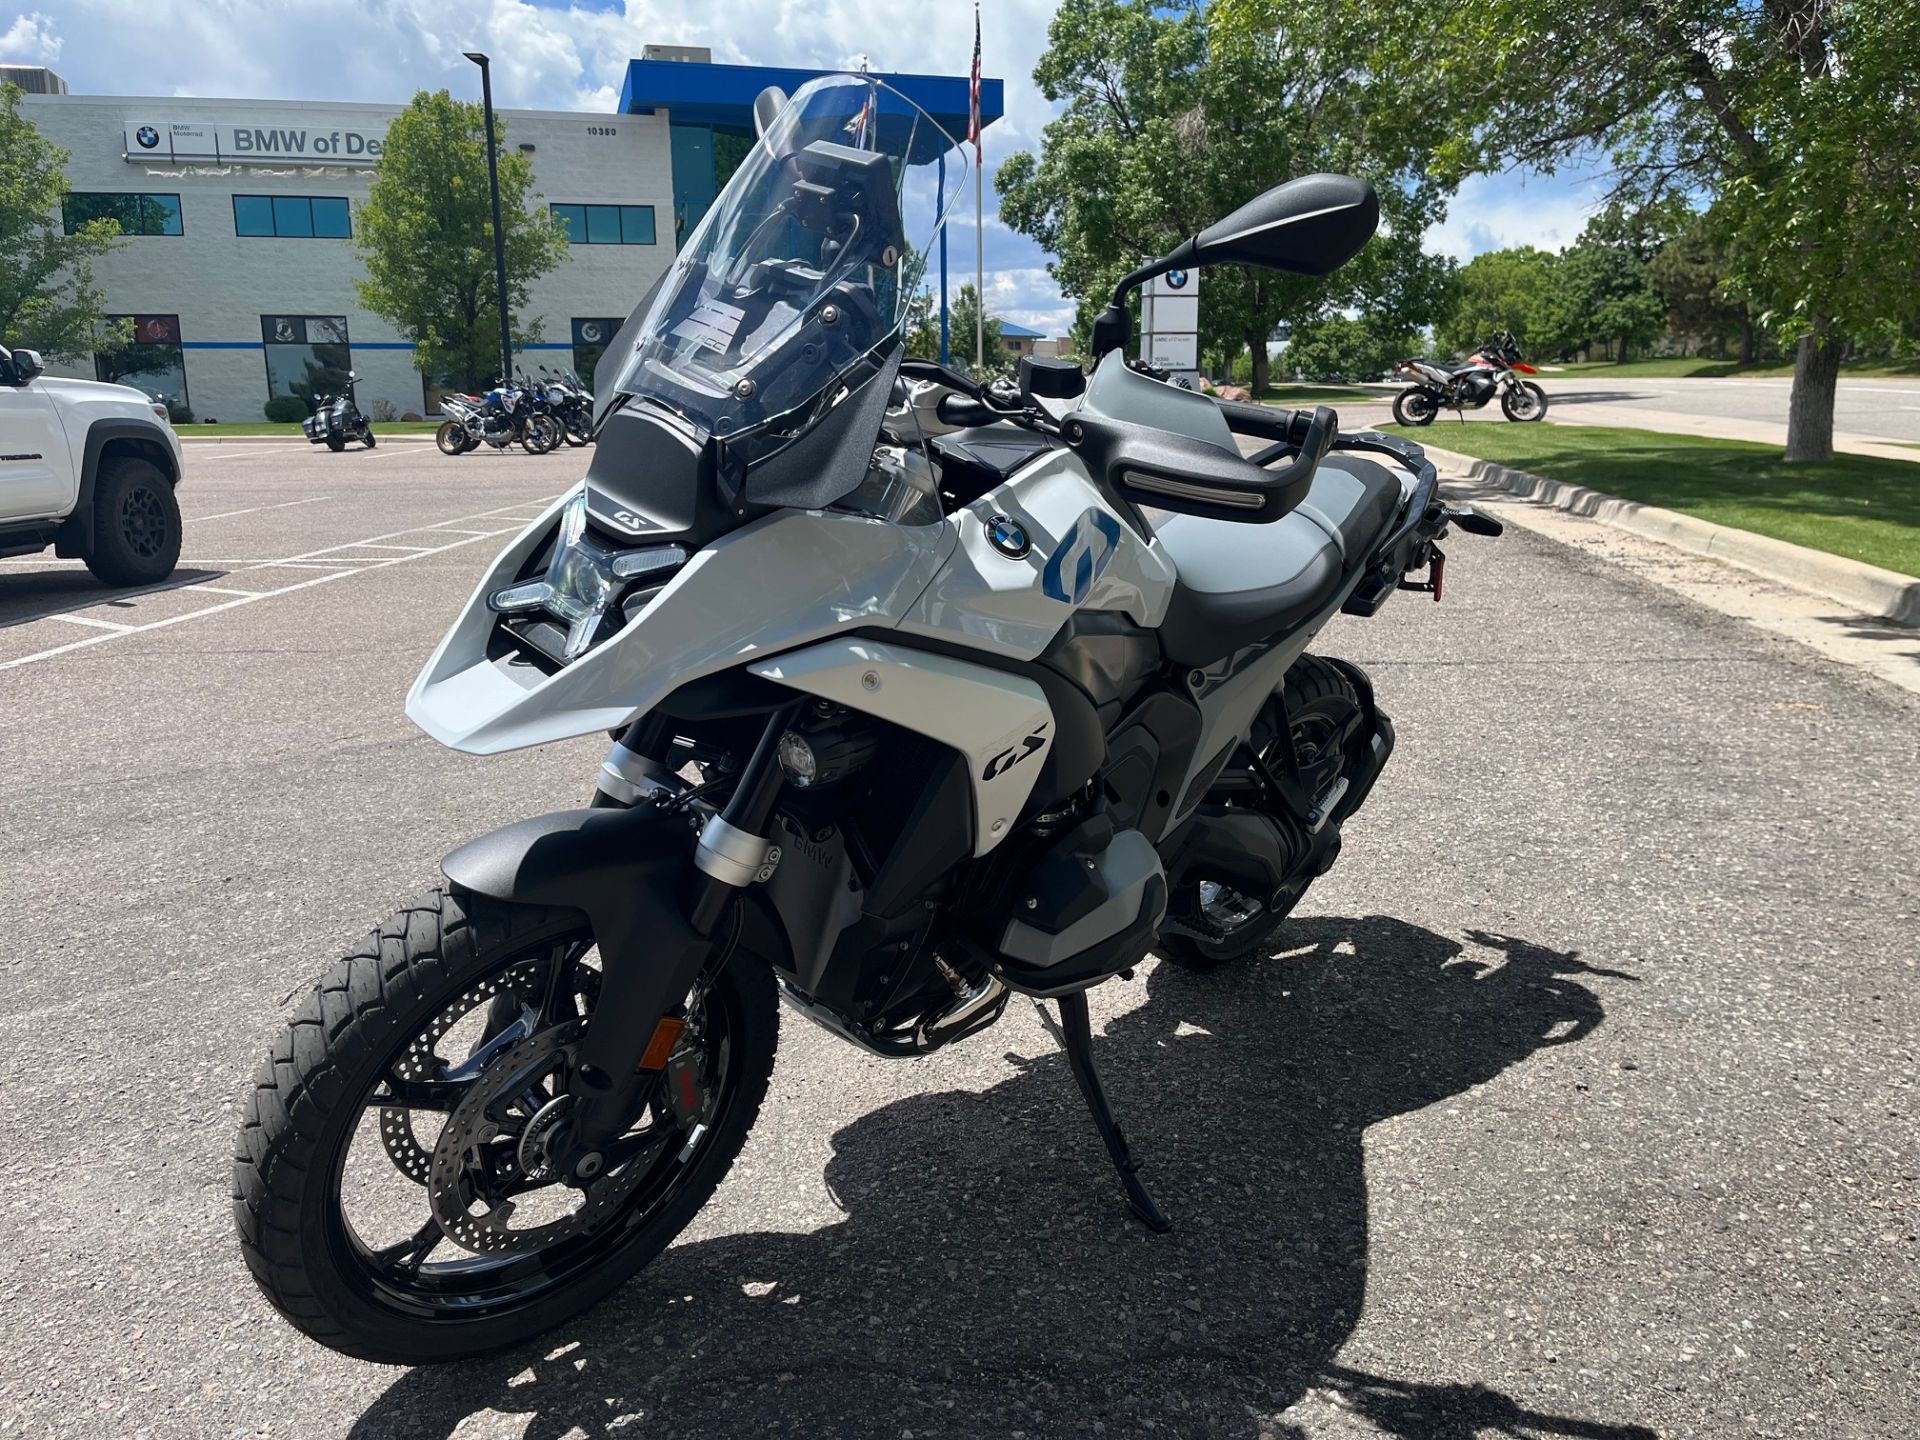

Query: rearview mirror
<box><xmin>1187</xmin><ymin>173</ymin><xmax>1378</xmax><ymax>276</ymax></box>
<box><xmin>1091</xmin><ymin>174</ymin><xmax>1379</xmax><ymax>357</ymax></box>
<box><xmin>753</xmin><ymin>86</ymin><xmax>788</xmax><ymax>139</ymax></box>
<box><xmin>10</xmin><ymin>347</ymin><xmax>46</xmax><ymax>384</ymax></box>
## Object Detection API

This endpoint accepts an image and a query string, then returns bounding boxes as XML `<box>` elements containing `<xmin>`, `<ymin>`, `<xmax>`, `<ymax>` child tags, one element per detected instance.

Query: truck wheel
<box><xmin>84</xmin><ymin>455</ymin><xmax>181</xmax><ymax>587</ymax></box>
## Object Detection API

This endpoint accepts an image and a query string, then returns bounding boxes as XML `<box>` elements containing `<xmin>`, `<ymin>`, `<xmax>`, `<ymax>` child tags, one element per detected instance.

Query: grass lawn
<box><xmin>175</xmin><ymin>421</ymin><xmax>442</xmax><ymax>437</ymax></box>
<box><xmin>1384</xmin><ymin>422</ymin><xmax>1920</xmax><ymax>578</ymax></box>
<box><xmin>1541</xmin><ymin>357</ymin><xmax>1920</xmax><ymax>380</ymax></box>
<box><xmin>1256</xmin><ymin>384</ymin><xmax>1385</xmax><ymax>406</ymax></box>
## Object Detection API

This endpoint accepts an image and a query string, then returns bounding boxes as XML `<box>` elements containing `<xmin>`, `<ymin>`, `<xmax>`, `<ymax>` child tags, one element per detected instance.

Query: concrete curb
<box><xmin>1421</xmin><ymin>443</ymin><xmax>1920</xmax><ymax>628</ymax></box>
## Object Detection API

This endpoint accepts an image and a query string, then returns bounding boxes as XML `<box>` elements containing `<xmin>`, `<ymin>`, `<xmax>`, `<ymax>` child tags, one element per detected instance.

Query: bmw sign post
<box><xmin>1142</xmin><ymin>269</ymin><xmax>1201</xmax><ymax>390</ymax></box>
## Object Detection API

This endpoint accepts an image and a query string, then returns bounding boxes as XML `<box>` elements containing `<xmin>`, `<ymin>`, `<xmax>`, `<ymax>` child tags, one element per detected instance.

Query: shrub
<box><xmin>371</xmin><ymin>398</ymin><xmax>398</xmax><ymax>422</ymax></box>
<box><xmin>263</xmin><ymin>394</ymin><xmax>309</xmax><ymax>423</ymax></box>
<box><xmin>164</xmin><ymin>398</ymin><xmax>194</xmax><ymax>425</ymax></box>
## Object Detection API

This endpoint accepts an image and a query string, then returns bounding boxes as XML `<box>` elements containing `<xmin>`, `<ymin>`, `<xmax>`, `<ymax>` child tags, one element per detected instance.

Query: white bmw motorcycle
<box><xmin>235</xmin><ymin>75</ymin><xmax>1500</xmax><ymax>1364</ymax></box>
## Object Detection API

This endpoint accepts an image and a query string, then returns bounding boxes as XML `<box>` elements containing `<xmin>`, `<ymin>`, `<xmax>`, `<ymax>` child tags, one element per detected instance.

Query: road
<box><xmin>1</xmin><ymin>442</ymin><xmax>1916</xmax><ymax>1438</ymax></box>
<box><xmin>1347</xmin><ymin>373</ymin><xmax>1920</xmax><ymax>458</ymax></box>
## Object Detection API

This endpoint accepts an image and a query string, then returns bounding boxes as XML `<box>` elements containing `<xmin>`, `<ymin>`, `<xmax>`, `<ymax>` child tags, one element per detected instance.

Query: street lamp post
<box><xmin>464</xmin><ymin>51</ymin><xmax>514</xmax><ymax>388</ymax></box>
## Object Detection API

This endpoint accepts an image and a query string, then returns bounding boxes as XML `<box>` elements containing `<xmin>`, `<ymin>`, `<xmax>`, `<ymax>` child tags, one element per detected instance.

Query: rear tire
<box><xmin>1157</xmin><ymin>656</ymin><xmax>1363</xmax><ymax>972</ymax></box>
<box><xmin>326</xmin><ymin>435</ymin><xmax>347</xmax><ymax>453</ymax></box>
<box><xmin>1392</xmin><ymin>388</ymin><xmax>1438</xmax><ymax>426</ymax></box>
<box><xmin>435</xmin><ymin>421</ymin><xmax>468</xmax><ymax>456</ymax></box>
<box><xmin>83</xmin><ymin>455</ymin><xmax>181</xmax><ymax>586</ymax></box>
<box><xmin>233</xmin><ymin>886</ymin><xmax>779</xmax><ymax>1364</ymax></box>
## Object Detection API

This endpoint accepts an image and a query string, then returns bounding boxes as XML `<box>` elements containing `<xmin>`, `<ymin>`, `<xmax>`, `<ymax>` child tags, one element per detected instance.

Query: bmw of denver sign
<box><xmin>123</xmin><ymin>120</ymin><xmax>387</xmax><ymax>166</ymax></box>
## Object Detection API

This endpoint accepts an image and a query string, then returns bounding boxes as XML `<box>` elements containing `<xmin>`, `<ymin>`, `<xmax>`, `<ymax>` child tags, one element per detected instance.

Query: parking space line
<box><xmin>190</xmin><ymin>584</ymin><xmax>265</xmax><ymax>597</ymax></box>
<box><xmin>0</xmin><ymin>496</ymin><xmax>560</xmax><ymax>673</ymax></box>
<box><xmin>193</xmin><ymin>496</ymin><xmax>332</xmax><ymax>523</ymax></box>
<box><xmin>349</xmin><ymin>543</ymin><xmax>435</xmax><ymax>552</ymax></box>
<box><xmin>48</xmin><ymin>613</ymin><xmax>136</xmax><ymax>631</ymax></box>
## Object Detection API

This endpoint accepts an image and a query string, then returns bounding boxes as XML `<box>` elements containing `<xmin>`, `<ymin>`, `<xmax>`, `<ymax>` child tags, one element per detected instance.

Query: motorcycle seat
<box><xmin>1151</xmin><ymin>456</ymin><xmax>1404</xmax><ymax>666</ymax></box>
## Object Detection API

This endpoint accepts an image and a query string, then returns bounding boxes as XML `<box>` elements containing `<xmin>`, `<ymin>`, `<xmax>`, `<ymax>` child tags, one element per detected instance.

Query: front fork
<box><xmin>554</xmin><ymin>705</ymin><xmax>799</xmax><ymax>1182</ymax></box>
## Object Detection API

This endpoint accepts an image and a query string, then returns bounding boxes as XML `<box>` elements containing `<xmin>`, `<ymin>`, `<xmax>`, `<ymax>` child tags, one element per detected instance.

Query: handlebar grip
<box><xmin>935</xmin><ymin>394</ymin><xmax>1000</xmax><ymax>429</ymax></box>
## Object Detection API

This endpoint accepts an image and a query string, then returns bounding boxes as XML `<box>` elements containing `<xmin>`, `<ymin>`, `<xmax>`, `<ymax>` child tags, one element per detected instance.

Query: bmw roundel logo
<box><xmin>1167</xmin><ymin>269</ymin><xmax>1189</xmax><ymax>289</ymax></box>
<box><xmin>985</xmin><ymin>514</ymin><xmax>1031</xmax><ymax>560</ymax></box>
<box><xmin>135</xmin><ymin>125</ymin><xmax>161</xmax><ymax>149</ymax></box>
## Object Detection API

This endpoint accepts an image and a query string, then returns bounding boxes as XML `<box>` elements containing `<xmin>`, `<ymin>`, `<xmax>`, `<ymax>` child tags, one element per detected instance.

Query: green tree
<box><xmin>0</xmin><ymin>83</ymin><xmax>127</xmax><ymax>361</ymax></box>
<box><xmin>998</xmin><ymin>0</ymin><xmax>1451</xmax><ymax>394</ymax></box>
<box><xmin>946</xmin><ymin>285</ymin><xmax>1012</xmax><ymax>380</ymax></box>
<box><xmin>1282</xmin><ymin>313</ymin><xmax>1418</xmax><ymax>383</ymax></box>
<box><xmin>1437</xmin><ymin>246</ymin><xmax>1560</xmax><ymax>357</ymax></box>
<box><xmin>1547</xmin><ymin>221</ymin><xmax>1667</xmax><ymax>362</ymax></box>
<box><xmin>354</xmin><ymin>90</ymin><xmax>569</xmax><ymax>391</ymax></box>
<box><xmin>1387</xmin><ymin>0</ymin><xmax>1920</xmax><ymax>459</ymax></box>
<box><xmin>1649</xmin><ymin>214</ymin><xmax>1755</xmax><ymax>361</ymax></box>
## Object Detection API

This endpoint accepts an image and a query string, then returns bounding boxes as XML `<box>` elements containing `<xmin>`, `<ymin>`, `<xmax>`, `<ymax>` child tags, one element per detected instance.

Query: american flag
<box><xmin>968</xmin><ymin>1</ymin><xmax>982</xmax><ymax>161</ymax></box>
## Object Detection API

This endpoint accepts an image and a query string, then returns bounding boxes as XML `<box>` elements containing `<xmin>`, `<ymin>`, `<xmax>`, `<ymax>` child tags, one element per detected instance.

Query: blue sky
<box><xmin>3</xmin><ymin>0</ymin><xmax>1607</xmax><ymax>339</ymax></box>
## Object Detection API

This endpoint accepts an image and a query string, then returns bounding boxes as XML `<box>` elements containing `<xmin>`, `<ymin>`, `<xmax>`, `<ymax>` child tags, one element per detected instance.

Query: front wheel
<box><xmin>83</xmin><ymin>455</ymin><xmax>181</xmax><ymax>586</ymax></box>
<box><xmin>1501</xmin><ymin>381</ymin><xmax>1548</xmax><ymax>421</ymax></box>
<box><xmin>233</xmin><ymin>886</ymin><xmax>778</xmax><ymax>1364</ymax></box>
<box><xmin>363</xmin><ymin>428</ymin><xmax>378</xmax><ymax>449</ymax></box>
<box><xmin>1392</xmin><ymin>387</ymin><xmax>1438</xmax><ymax>426</ymax></box>
<box><xmin>520</xmin><ymin>415</ymin><xmax>562</xmax><ymax>454</ymax></box>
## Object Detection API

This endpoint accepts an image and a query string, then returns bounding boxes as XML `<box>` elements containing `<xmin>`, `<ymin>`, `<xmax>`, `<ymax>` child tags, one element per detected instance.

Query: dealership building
<box><xmin>13</xmin><ymin>51</ymin><xmax>1000</xmax><ymax>423</ymax></box>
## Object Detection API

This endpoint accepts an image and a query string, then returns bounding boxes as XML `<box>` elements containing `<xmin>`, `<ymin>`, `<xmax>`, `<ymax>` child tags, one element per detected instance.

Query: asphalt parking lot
<box><xmin>1</xmin><ymin>439</ymin><xmax>1915</xmax><ymax>1439</ymax></box>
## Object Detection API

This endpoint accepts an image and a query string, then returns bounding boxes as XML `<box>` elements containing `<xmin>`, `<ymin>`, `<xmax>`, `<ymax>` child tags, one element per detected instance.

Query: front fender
<box><xmin>439</xmin><ymin>803</ymin><xmax>789</xmax><ymax>1113</ymax></box>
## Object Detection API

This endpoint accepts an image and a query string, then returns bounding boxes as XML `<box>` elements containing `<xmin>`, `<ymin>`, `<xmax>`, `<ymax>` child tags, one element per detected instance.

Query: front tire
<box><xmin>83</xmin><ymin>455</ymin><xmax>181</xmax><ymax>586</ymax></box>
<box><xmin>234</xmin><ymin>886</ymin><xmax>778</xmax><ymax>1364</ymax></box>
<box><xmin>1392</xmin><ymin>387</ymin><xmax>1438</xmax><ymax>426</ymax></box>
<box><xmin>1501</xmin><ymin>382</ymin><xmax>1548</xmax><ymax>421</ymax></box>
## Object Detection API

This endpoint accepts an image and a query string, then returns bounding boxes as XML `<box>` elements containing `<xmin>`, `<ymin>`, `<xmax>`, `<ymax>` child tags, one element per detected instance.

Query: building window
<box><xmin>95</xmin><ymin>314</ymin><xmax>190</xmax><ymax>419</ymax></box>
<box><xmin>261</xmin><ymin>315</ymin><xmax>350</xmax><ymax>406</ymax></box>
<box><xmin>233</xmin><ymin>195</ymin><xmax>352</xmax><ymax>238</ymax></box>
<box><xmin>551</xmin><ymin>204</ymin><xmax>656</xmax><ymax>245</ymax></box>
<box><xmin>571</xmin><ymin>318</ymin><xmax>621</xmax><ymax>382</ymax></box>
<box><xmin>62</xmin><ymin>193</ymin><xmax>183</xmax><ymax>236</ymax></box>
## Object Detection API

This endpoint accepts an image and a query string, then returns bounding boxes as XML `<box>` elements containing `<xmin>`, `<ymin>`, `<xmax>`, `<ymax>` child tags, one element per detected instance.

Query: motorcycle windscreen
<box><xmin>596</xmin><ymin>73</ymin><xmax>967</xmax><ymax>499</ymax></box>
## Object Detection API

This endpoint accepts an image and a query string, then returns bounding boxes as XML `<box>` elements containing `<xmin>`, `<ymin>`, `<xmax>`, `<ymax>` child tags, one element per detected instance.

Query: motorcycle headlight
<box><xmin>489</xmin><ymin>494</ymin><xmax>686</xmax><ymax>662</ymax></box>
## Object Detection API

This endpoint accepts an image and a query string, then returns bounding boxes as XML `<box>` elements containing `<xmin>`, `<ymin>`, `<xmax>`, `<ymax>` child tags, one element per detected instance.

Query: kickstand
<box><xmin>1049</xmin><ymin>991</ymin><xmax>1172</xmax><ymax>1233</ymax></box>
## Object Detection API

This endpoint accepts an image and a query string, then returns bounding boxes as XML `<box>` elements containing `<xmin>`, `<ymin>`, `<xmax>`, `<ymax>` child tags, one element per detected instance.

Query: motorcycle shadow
<box><xmin>350</xmin><ymin>915</ymin><xmax>1652</xmax><ymax>1440</ymax></box>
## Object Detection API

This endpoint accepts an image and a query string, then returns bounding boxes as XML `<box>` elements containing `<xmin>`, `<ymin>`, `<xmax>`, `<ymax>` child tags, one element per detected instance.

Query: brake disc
<box><xmin>377</xmin><ymin>959</ymin><xmax>546</xmax><ymax>1186</ymax></box>
<box><xmin>425</xmin><ymin>1025</ymin><xmax>656</xmax><ymax>1257</ymax></box>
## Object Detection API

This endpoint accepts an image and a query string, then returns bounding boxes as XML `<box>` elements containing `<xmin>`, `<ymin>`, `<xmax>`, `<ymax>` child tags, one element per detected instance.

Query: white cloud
<box><xmin>1425</xmin><ymin>170</ymin><xmax>1606</xmax><ymax>259</ymax></box>
<box><xmin>0</xmin><ymin>11</ymin><xmax>63</xmax><ymax>62</ymax></box>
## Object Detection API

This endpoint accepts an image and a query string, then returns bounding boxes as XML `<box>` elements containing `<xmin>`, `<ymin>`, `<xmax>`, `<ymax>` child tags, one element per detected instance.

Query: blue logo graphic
<box><xmin>1042</xmin><ymin>510</ymin><xmax>1125</xmax><ymax>605</ymax></box>
<box><xmin>135</xmin><ymin>126</ymin><xmax>161</xmax><ymax>150</ymax></box>
<box><xmin>1166</xmin><ymin>269</ymin><xmax>1189</xmax><ymax>289</ymax></box>
<box><xmin>985</xmin><ymin>514</ymin><xmax>1031</xmax><ymax>559</ymax></box>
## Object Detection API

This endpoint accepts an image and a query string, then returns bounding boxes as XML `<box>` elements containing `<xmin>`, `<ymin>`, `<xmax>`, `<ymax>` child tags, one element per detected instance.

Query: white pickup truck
<box><xmin>0</xmin><ymin>342</ymin><xmax>184</xmax><ymax>585</ymax></box>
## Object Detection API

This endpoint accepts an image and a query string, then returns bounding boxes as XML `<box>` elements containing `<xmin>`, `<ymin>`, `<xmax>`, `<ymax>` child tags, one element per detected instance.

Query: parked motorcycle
<box><xmin>435</xmin><ymin>379</ymin><xmax>562</xmax><ymax>456</ymax></box>
<box><xmin>537</xmin><ymin>365</ymin><xmax>595</xmax><ymax>446</ymax></box>
<box><xmin>302</xmin><ymin>372</ymin><xmax>377</xmax><ymax>451</ymax></box>
<box><xmin>235</xmin><ymin>77</ymin><xmax>1501</xmax><ymax>1365</ymax></box>
<box><xmin>1390</xmin><ymin>330</ymin><xmax>1547</xmax><ymax>425</ymax></box>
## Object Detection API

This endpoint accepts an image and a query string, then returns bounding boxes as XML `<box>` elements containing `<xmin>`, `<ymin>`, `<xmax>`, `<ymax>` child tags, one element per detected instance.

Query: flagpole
<box><xmin>973</xmin><ymin>0</ymin><xmax>985</xmax><ymax>370</ymax></box>
<box><xmin>975</xmin><ymin>154</ymin><xmax>984</xmax><ymax>369</ymax></box>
